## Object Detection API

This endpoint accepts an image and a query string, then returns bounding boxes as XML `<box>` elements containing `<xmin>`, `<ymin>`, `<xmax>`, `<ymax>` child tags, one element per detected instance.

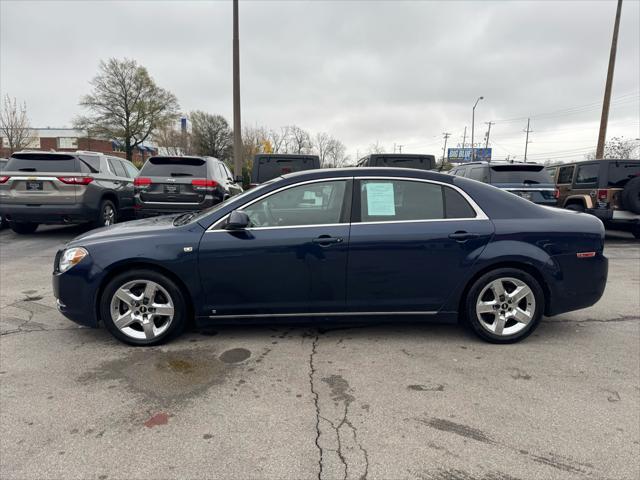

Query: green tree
<box><xmin>189</xmin><ymin>111</ymin><xmax>233</xmax><ymax>161</ymax></box>
<box><xmin>75</xmin><ymin>58</ymin><xmax>179</xmax><ymax>161</ymax></box>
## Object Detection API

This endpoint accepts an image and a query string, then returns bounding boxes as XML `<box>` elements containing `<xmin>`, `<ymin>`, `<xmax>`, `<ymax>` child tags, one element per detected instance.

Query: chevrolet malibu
<box><xmin>53</xmin><ymin>168</ymin><xmax>608</xmax><ymax>346</ymax></box>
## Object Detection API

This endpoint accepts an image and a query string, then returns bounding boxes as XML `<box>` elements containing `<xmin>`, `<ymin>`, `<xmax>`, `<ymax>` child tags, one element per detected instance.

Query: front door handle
<box><xmin>312</xmin><ymin>235</ymin><xmax>343</xmax><ymax>246</ymax></box>
<box><xmin>448</xmin><ymin>231</ymin><xmax>479</xmax><ymax>242</ymax></box>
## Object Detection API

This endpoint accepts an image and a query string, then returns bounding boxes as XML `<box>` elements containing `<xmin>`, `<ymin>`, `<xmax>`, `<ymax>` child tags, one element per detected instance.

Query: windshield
<box><xmin>489</xmin><ymin>165</ymin><xmax>553</xmax><ymax>184</ymax></box>
<box><xmin>140</xmin><ymin>157</ymin><xmax>207</xmax><ymax>177</ymax></box>
<box><xmin>188</xmin><ymin>178</ymin><xmax>279</xmax><ymax>225</ymax></box>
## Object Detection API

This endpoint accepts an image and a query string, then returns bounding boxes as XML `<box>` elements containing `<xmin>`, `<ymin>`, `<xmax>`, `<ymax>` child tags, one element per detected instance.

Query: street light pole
<box><xmin>471</xmin><ymin>96</ymin><xmax>484</xmax><ymax>161</ymax></box>
<box><xmin>232</xmin><ymin>0</ymin><xmax>243</xmax><ymax>181</ymax></box>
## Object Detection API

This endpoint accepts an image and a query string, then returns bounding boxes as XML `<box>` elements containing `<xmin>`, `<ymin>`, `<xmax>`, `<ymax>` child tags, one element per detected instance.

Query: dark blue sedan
<box><xmin>52</xmin><ymin>168</ymin><xmax>608</xmax><ymax>345</ymax></box>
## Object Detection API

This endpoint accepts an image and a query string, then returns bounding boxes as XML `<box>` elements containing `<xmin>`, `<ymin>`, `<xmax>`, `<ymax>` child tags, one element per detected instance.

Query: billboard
<box><xmin>448</xmin><ymin>148</ymin><xmax>492</xmax><ymax>162</ymax></box>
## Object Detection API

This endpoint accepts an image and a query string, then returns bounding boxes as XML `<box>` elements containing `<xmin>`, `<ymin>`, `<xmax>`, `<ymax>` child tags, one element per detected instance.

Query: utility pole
<box><xmin>523</xmin><ymin>118</ymin><xmax>533</xmax><ymax>162</ymax></box>
<box><xmin>484</xmin><ymin>121</ymin><xmax>494</xmax><ymax>149</ymax></box>
<box><xmin>393</xmin><ymin>143</ymin><xmax>396</xmax><ymax>154</ymax></box>
<box><xmin>461</xmin><ymin>126</ymin><xmax>467</xmax><ymax>150</ymax></box>
<box><xmin>232</xmin><ymin>0</ymin><xmax>243</xmax><ymax>181</ymax></box>
<box><xmin>596</xmin><ymin>0</ymin><xmax>623</xmax><ymax>160</ymax></box>
<box><xmin>440</xmin><ymin>132</ymin><xmax>451</xmax><ymax>171</ymax></box>
<box><xmin>397</xmin><ymin>144</ymin><xmax>403</xmax><ymax>153</ymax></box>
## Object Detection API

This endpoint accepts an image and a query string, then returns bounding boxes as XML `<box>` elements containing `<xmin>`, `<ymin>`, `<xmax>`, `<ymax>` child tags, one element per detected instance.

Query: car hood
<box><xmin>67</xmin><ymin>215</ymin><xmax>198</xmax><ymax>247</ymax></box>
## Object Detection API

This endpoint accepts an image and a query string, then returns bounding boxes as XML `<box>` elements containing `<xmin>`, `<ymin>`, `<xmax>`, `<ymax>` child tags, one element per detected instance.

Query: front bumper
<box><xmin>52</xmin><ymin>255</ymin><xmax>100</xmax><ymax>327</ymax></box>
<box><xmin>0</xmin><ymin>203</ymin><xmax>96</xmax><ymax>224</ymax></box>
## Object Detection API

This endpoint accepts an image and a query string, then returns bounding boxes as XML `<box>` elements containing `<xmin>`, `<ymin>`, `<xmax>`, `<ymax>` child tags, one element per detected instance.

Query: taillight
<box><xmin>597</xmin><ymin>189</ymin><xmax>608</xmax><ymax>201</ymax></box>
<box><xmin>191</xmin><ymin>178</ymin><xmax>217</xmax><ymax>190</ymax></box>
<box><xmin>554</xmin><ymin>188</ymin><xmax>559</xmax><ymax>199</ymax></box>
<box><xmin>134</xmin><ymin>177</ymin><xmax>152</xmax><ymax>187</ymax></box>
<box><xmin>0</xmin><ymin>176</ymin><xmax>10</xmax><ymax>184</ymax></box>
<box><xmin>57</xmin><ymin>176</ymin><xmax>93</xmax><ymax>185</ymax></box>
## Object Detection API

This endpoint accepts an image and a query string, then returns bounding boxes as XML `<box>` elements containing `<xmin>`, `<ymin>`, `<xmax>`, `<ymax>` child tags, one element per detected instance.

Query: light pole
<box><xmin>471</xmin><ymin>96</ymin><xmax>484</xmax><ymax>161</ymax></box>
<box><xmin>232</xmin><ymin>0</ymin><xmax>243</xmax><ymax>181</ymax></box>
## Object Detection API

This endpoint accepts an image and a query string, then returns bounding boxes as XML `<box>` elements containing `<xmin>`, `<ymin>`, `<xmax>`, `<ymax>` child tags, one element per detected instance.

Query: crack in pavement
<box><xmin>546</xmin><ymin>315</ymin><xmax>639</xmax><ymax>324</ymax></box>
<box><xmin>308</xmin><ymin>330</ymin><xmax>370</xmax><ymax>480</ymax></box>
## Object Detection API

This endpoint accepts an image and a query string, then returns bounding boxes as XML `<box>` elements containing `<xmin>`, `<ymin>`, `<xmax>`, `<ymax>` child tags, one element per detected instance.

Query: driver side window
<box><xmin>242</xmin><ymin>180</ymin><xmax>347</xmax><ymax>228</ymax></box>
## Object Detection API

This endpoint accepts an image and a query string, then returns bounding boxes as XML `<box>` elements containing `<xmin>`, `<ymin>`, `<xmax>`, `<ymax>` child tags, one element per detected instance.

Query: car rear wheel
<box><xmin>9</xmin><ymin>222</ymin><xmax>39</xmax><ymax>234</ymax></box>
<box><xmin>621</xmin><ymin>177</ymin><xmax>640</xmax><ymax>214</ymax></box>
<box><xmin>93</xmin><ymin>199</ymin><xmax>117</xmax><ymax>228</ymax></box>
<box><xmin>464</xmin><ymin>268</ymin><xmax>544</xmax><ymax>343</ymax></box>
<box><xmin>100</xmin><ymin>269</ymin><xmax>187</xmax><ymax>346</ymax></box>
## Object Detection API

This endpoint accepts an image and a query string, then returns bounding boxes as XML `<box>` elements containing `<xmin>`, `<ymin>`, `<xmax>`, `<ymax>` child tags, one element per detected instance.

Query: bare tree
<box><xmin>154</xmin><ymin>122</ymin><xmax>192</xmax><ymax>156</ymax></box>
<box><xmin>267</xmin><ymin>127</ymin><xmax>289</xmax><ymax>154</ymax></box>
<box><xmin>367</xmin><ymin>141</ymin><xmax>385</xmax><ymax>154</ymax></box>
<box><xmin>0</xmin><ymin>95</ymin><xmax>34</xmax><ymax>153</ymax></box>
<box><xmin>325</xmin><ymin>138</ymin><xmax>348</xmax><ymax>167</ymax></box>
<box><xmin>585</xmin><ymin>136</ymin><xmax>640</xmax><ymax>160</ymax></box>
<box><xmin>75</xmin><ymin>58</ymin><xmax>180</xmax><ymax>161</ymax></box>
<box><xmin>314</xmin><ymin>132</ymin><xmax>331</xmax><ymax>166</ymax></box>
<box><xmin>288</xmin><ymin>125</ymin><xmax>312</xmax><ymax>154</ymax></box>
<box><xmin>189</xmin><ymin>111</ymin><xmax>233</xmax><ymax>160</ymax></box>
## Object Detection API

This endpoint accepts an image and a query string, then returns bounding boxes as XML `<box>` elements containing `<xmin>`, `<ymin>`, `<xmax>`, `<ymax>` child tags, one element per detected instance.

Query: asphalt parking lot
<box><xmin>0</xmin><ymin>226</ymin><xmax>638</xmax><ymax>480</ymax></box>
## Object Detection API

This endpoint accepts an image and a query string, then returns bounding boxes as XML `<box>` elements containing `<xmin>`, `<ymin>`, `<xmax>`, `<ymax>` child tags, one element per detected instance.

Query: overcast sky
<box><xmin>1</xmin><ymin>0</ymin><xmax>639</xmax><ymax>162</ymax></box>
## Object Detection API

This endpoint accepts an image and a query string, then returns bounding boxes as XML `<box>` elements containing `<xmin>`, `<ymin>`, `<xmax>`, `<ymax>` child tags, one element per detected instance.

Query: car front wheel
<box><xmin>100</xmin><ymin>269</ymin><xmax>187</xmax><ymax>346</ymax></box>
<box><xmin>464</xmin><ymin>268</ymin><xmax>544</xmax><ymax>343</ymax></box>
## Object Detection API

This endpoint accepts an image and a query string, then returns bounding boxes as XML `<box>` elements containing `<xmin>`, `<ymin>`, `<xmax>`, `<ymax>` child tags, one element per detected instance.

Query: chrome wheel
<box><xmin>109</xmin><ymin>280</ymin><xmax>175</xmax><ymax>341</ymax></box>
<box><xmin>103</xmin><ymin>204</ymin><xmax>115</xmax><ymax>226</ymax></box>
<box><xmin>475</xmin><ymin>277</ymin><xmax>536</xmax><ymax>337</ymax></box>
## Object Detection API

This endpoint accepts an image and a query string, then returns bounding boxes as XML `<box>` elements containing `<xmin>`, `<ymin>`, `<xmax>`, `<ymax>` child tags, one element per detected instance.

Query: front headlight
<box><xmin>59</xmin><ymin>247</ymin><xmax>88</xmax><ymax>273</ymax></box>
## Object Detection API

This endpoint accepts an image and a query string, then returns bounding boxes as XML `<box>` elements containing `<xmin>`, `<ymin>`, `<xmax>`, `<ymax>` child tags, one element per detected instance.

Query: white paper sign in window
<box><xmin>366</xmin><ymin>182</ymin><xmax>395</xmax><ymax>216</ymax></box>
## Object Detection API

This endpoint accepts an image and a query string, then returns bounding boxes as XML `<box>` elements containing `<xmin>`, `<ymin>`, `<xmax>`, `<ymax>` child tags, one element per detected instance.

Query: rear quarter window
<box><xmin>5</xmin><ymin>153</ymin><xmax>79</xmax><ymax>173</ymax></box>
<box><xmin>574</xmin><ymin>164</ymin><xmax>599</xmax><ymax>185</ymax></box>
<box><xmin>557</xmin><ymin>165</ymin><xmax>574</xmax><ymax>184</ymax></box>
<box><xmin>140</xmin><ymin>157</ymin><xmax>207</xmax><ymax>177</ymax></box>
<box><xmin>607</xmin><ymin>162</ymin><xmax>640</xmax><ymax>187</ymax></box>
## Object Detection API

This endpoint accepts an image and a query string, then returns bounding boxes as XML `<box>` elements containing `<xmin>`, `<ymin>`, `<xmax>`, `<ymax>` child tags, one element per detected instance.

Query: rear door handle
<box><xmin>448</xmin><ymin>231</ymin><xmax>479</xmax><ymax>242</ymax></box>
<box><xmin>312</xmin><ymin>235</ymin><xmax>343</xmax><ymax>246</ymax></box>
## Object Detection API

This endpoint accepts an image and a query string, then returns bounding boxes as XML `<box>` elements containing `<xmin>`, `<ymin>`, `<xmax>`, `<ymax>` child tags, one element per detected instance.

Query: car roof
<box><xmin>556</xmin><ymin>158</ymin><xmax>640</xmax><ymax>166</ymax></box>
<box><xmin>280</xmin><ymin>167</ymin><xmax>455</xmax><ymax>184</ymax></box>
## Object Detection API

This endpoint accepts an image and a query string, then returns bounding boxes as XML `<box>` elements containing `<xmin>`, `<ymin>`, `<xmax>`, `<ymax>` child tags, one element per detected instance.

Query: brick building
<box><xmin>0</xmin><ymin>128</ymin><xmax>156</xmax><ymax>167</ymax></box>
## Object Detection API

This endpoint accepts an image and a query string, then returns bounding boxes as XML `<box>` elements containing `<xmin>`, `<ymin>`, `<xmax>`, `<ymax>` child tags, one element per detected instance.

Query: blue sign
<box><xmin>448</xmin><ymin>148</ymin><xmax>492</xmax><ymax>162</ymax></box>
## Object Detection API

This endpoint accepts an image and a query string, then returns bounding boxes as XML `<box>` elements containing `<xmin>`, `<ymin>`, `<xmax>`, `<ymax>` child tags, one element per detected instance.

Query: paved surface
<box><xmin>1</xmin><ymin>225</ymin><xmax>638</xmax><ymax>480</ymax></box>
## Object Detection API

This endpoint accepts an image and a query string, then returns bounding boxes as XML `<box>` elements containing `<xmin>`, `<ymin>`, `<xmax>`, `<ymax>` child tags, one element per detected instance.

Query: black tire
<box><xmin>9</xmin><ymin>222</ymin><xmax>39</xmax><ymax>234</ymax></box>
<box><xmin>92</xmin><ymin>199</ymin><xmax>117</xmax><ymax>229</ymax></box>
<box><xmin>621</xmin><ymin>177</ymin><xmax>640</xmax><ymax>214</ymax></box>
<box><xmin>463</xmin><ymin>268</ymin><xmax>544</xmax><ymax>344</ymax></box>
<box><xmin>565</xmin><ymin>203</ymin><xmax>584</xmax><ymax>213</ymax></box>
<box><xmin>100</xmin><ymin>269</ymin><xmax>187</xmax><ymax>346</ymax></box>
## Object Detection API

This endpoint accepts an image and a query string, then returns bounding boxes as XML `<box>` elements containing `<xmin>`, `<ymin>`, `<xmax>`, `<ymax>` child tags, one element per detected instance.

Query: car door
<box><xmin>223</xmin><ymin>163</ymin><xmax>243</xmax><ymax>196</ymax></box>
<box><xmin>117</xmin><ymin>159</ymin><xmax>136</xmax><ymax>211</ymax></box>
<box><xmin>198</xmin><ymin>178</ymin><xmax>352</xmax><ymax>317</ymax></box>
<box><xmin>106</xmin><ymin>158</ymin><xmax>132</xmax><ymax>211</ymax></box>
<box><xmin>346</xmin><ymin>177</ymin><xmax>493</xmax><ymax>313</ymax></box>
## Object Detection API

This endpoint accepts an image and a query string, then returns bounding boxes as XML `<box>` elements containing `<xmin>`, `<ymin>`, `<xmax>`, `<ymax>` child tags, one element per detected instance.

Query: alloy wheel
<box><xmin>109</xmin><ymin>280</ymin><xmax>175</xmax><ymax>341</ymax></box>
<box><xmin>475</xmin><ymin>277</ymin><xmax>536</xmax><ymax>337</ymax></box>
<box><xmin>103</xmin><ymin>204</ymin><xmax>115</xmax><ymax>226</ymax></box>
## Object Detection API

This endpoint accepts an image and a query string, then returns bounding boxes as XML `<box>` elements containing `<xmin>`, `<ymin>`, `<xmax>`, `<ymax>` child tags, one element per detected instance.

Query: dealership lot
<box><xmin>1</xmin><ymin>227</ymin><xmax>638</xmax><ymax>479</ymax></box>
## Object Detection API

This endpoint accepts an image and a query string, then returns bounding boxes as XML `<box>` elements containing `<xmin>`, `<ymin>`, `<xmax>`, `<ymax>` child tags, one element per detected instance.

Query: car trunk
<box><xmin>1</xmin><ymin>154</ymin><xmax>81</xmax><ymax>205</ymax></box>
<box><xmin>489</xmin><ymin>165</ymin><xmax>556</xmax><ymax>205</ymax></box>
<box><xmin>136</xmin><ymin>157</ymin><xmax>211</xmax><ymax>206</ymax></box>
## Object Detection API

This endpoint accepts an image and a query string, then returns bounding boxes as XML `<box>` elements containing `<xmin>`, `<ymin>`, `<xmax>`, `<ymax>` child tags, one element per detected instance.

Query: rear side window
<box><xmin>607</xmin><ymin>162</ymin><xmax>640</xmax><ymax>187</ymax></box>
<box><xmin>574</xmin><ymin>164</ymin><xmax>599</xmax><ymax>185</ymax></box>
<box><xmin>5</xmin><ymin>153</ymin><xmax>79</xmax><ymax>173</ymax></box>
<box><xmin>467</xmin><ymin>167</ymin><xmax>489</xmax><ymax>182</ymax></box>
<box><xmin>122</xmin><ymin>161</ymin><xmax>139</xmax><ymax>178</ymax></box>
<box><xmin>107</xmin><ymin>158</ymin><xmax>127</xmax><ymax>177</ymax></box>
<box><xmin>444</xmin><ymin>187</ymin><xmax>476</xmax><ymax>218</ymax></box>
<box><xmin>140</xmin><ymin>157</ymin><xmax>207</xmax><ymax>177</ymax></box>
<box><xmin>359</xmin><ymin>179</ymin><xmax>444</xmax><ymax>222</ymax></box>
<box><xmin>557</xmin><ymin>165</ymin><xmax>574</xmax><ymax>184</ymax></box>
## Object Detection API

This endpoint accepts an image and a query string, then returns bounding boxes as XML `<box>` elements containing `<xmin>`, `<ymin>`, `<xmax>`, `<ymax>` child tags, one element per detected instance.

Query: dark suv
<box><xmin>552</xmin><ymin>159</ymin><xmax>640</xmax><ymax>237</ymax></box>
<box><xmin>449</xmin><ymin>161</ymin><xmax>556</xmax><ymax>206</ymax></box>
<box><xmin>134</xmin><ymin>156</ymin><xmax>242</xmax><ymax>218</ymax></box>
<box><xmin>0</xmin><ymin>151</ymin><xmax>138</xmax><ymax>234</ymax></box>
<box><xmin>357</xmin><ymin>153</ymin><xmax>436</xmax><ymax>170</ymax></box>
<box><xmin>250</xmin><ymin>154</ymin><xmax>320</xmax><ymax>188</ymax></box>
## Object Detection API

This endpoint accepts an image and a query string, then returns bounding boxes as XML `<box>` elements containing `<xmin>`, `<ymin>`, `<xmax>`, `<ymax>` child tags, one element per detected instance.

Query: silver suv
<box><xmin>0</xmin><ymin>151</ymin><xmax>138</xmax><ymax>234</ymax></box>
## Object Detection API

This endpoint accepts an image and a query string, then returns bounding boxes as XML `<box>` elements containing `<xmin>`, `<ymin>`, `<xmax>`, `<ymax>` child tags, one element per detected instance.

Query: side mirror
<box><xmin>226</xmin><ymin>210</ymin><xmax>250</xmax><ymax>230</ymax></box>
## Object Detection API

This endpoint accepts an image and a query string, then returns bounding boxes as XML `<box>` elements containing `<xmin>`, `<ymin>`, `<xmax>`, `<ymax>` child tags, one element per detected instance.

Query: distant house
<box><xmin>0</xmin><ymin>128</ymin><xmax>156</xmax><ymax>166</ymax></box>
